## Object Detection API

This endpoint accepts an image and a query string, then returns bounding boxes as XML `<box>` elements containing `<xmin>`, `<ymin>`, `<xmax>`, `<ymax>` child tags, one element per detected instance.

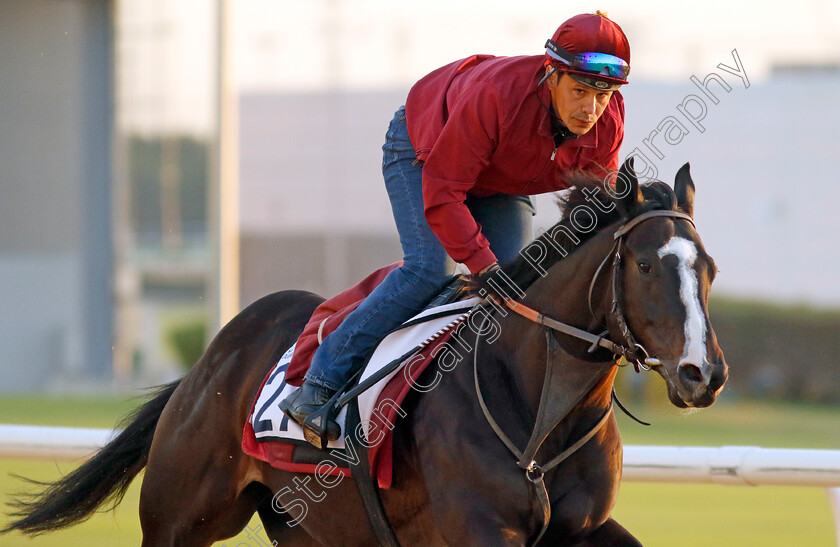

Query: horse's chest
<box><xmin>547</xmin><ymin>447</ymin><xmax>622</xmax><ymax>535</ymax></box>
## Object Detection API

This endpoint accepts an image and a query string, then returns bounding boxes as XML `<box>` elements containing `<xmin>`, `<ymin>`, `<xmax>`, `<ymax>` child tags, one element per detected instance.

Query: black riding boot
<box><xmin>278</xmin><ymin>381</ymin><xmax>341</xmax><ymax>448</ymax></box>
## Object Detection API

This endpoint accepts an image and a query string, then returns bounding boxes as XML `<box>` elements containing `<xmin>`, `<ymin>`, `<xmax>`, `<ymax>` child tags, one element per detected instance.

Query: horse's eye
<box><xmin>638</xmin><ymin>262</ymin><xmax>652</xmax><ymax>274</ymax></box>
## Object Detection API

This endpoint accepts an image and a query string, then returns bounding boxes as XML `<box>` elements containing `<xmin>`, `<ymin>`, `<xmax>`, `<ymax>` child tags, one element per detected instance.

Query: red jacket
<box><xmin>405</xmin><ymin>54</ymin><xmax>625</xmax><ymax>273</ymax></box>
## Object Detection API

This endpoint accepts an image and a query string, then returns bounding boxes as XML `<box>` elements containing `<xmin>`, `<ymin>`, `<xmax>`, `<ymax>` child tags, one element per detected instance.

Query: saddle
<box><xmin>242</xmin><ymin>264</ymin><xmax>478</xmax><ymax>488</ymax></box>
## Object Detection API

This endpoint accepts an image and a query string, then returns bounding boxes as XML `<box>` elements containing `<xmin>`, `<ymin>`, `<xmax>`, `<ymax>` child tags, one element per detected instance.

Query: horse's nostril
<box><xmin>678</xmin><ymin>362</ymin><xmax>704</xmax><ymax>385</ymax></box>
<box><xmin>708</xmin><ymin>365</ymin><xmax>727</xmax><ymax>393</ymax></box>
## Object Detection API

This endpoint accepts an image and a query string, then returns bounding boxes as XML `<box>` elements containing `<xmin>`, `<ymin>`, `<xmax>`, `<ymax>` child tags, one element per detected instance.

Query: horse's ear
<box><xmin>674</xmin><ymin>162</ymin><xmax>695</xmax><ymax>218</ymax></box>
<box><xmin>616</xmin><ymin>157</ymin><xmax>643</xmax><ymax>215</ymax></box>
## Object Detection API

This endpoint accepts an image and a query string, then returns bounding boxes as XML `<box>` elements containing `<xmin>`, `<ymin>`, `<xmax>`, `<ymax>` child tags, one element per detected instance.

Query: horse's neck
<box><xmin>491</xmin><ymin>229</ymin><xmax>618</xmax><ymax>428</ymax></box>
<box><xmin>522</xmin><ymin>228</ymin><xmax>616</xmax><ymax>330</ymax></box>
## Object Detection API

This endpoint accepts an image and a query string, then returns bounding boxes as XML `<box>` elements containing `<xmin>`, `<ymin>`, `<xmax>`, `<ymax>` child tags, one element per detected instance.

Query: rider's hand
<box><xmin>470</xmin><ymin>262</ymin><xmax>505</xmax><ymax>299</ymax></box>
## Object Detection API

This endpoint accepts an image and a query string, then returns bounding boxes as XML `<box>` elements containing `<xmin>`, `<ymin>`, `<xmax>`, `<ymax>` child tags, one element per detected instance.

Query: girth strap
<box><xmin>344</xmin><ymin>399</ymin><xmax>401</xmax><ymax>546</ymax></box>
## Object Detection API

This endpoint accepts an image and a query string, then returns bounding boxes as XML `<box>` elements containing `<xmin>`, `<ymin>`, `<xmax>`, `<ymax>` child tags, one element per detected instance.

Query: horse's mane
<box><xmin>500</xmin><ymin>171</ymin><xmax>678</xmax><ymax>291</ymax></box>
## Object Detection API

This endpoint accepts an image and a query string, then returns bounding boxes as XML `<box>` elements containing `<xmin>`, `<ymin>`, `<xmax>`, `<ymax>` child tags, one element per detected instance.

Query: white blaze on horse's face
<box><xmin>657</xmin><ymin>237</ymin><xmax>707</xmax><ymax>368</ymax></box>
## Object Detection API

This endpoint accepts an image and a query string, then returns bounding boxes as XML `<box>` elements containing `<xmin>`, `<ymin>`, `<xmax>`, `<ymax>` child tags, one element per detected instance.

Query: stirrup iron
<box><xmin>302</xmin><ymin>403</ymin><xmax>339</xmax><ymax>449</ymax></box>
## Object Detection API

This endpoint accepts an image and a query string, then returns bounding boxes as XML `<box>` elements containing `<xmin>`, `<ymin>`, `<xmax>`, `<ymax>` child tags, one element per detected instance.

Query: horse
<box><xmin>3</xmin><ymin>159</ymin><xmax>727</xmax><ymax>546</ymax></box>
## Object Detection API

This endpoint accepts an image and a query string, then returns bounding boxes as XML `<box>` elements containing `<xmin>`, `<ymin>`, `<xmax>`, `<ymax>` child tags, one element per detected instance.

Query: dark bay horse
<box><xmin>3</xmin><ymin>160</ymin><xmax>727</xmax><ymax>545</ymax></box>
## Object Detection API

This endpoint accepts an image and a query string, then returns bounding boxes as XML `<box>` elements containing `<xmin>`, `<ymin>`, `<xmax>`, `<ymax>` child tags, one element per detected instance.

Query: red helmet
<box><xmin>545</xmin><ymin>12</ymin><xmax>631</xmax><ymax>90</ymax></box>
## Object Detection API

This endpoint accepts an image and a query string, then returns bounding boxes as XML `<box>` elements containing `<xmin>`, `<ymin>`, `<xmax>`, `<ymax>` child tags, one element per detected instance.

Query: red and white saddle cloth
<box><xmin>242</xmin><ymin>263</ymin><xmax>479</xmax><ymax>489</ymax></box>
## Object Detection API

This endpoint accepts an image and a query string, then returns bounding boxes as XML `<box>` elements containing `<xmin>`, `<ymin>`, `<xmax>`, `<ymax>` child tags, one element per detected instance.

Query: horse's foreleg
<box><xmin>256</xmin><ymin>498</ymin><xmax>322</xmax><ymax>547</ymax></box>
<box><xmin>569</xmin><ymin>517</ymin><xmax>642</xmax><ymax>547</ymax></box>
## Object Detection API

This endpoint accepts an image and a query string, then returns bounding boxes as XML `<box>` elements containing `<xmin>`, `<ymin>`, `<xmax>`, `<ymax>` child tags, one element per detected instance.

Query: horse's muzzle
<box><xmin>675</xmin><ymin>359</ymin><xmax>728</xmax><ymax>407</ymax></box>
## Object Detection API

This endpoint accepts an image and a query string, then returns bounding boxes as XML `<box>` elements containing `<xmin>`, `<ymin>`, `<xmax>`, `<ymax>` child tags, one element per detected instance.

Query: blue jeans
<box><xmin>305</xmin><ymin>105</ymin><xmax>535</xmax><ymax>391</ymax></box>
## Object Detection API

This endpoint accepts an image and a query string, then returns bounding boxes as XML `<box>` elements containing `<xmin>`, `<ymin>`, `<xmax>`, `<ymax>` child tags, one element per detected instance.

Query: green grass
<box><xmin>0</xmin><ymin>395</ymin><xmax>264</xmax><ymax>546</ymax></box>
<box><xmin>611</xmin><ymin>395</ymin><xmax>840</xmax><ymax>546</ymax></box>
<box><xmin>1</xmin><ymin>459</ymin><xmax>145</xmax><ymax>546</ymax></box>
<box><xmin>614</xmin><ymin>392</ymin><xmax>840</xmax><ymax>449</ymax></box>
<box><xmin>613</xmin><ymin>483</ymin><xmax>837</xmax><ymax>547</ymax></box>
<box><xmin>0</xmin><ymin>395</ymin><xmax>143</xmax><ymax>428</ymax></box>
<box><xmin>1</xmin><ymin>394</ymin><xmax>839</xmax><ymax>545</ymax></box>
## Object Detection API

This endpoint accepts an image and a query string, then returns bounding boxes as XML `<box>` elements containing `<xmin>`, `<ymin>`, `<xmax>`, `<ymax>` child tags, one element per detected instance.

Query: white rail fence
<box><xmin>2</xmin><ymin>425</ymin><xmax>839</xmax><ymax>542</ymax></box>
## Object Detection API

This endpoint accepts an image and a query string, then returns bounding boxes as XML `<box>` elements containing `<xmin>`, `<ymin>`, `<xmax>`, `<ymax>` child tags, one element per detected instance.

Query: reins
<box><xmin>474</xmin><ymin>208</ymin><xmax>695</xmax><ymax>545</ymax></box>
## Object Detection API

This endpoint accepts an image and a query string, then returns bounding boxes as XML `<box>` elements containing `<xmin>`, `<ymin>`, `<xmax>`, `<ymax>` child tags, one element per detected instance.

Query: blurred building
<box><xmin>1</xmin><ymin>0</ymin><xmax>113</xmax><ymax>391</ymax></box>
<box><xmin>239</xmin><ymin>71</ymin><xmax>840</xmax><ymax>308</ymax></box>
<box><xmin>112</xmin><ymin>0</ymin><xmax>220</xmax><ymax>386</ymax></box>
<box><xmin>2</xmin><ymin>1</ymin><xmax>839</xmax><ymax>394</ymax></box>
<box><xmin>238</xmin><ymin>90</ymin><xmax>406</xmax><ymax>306</ymax></box>
<box><xmin>0</xmin><ymin>0</ymin><xmax>219</xmax><ymax>392</ymax></box>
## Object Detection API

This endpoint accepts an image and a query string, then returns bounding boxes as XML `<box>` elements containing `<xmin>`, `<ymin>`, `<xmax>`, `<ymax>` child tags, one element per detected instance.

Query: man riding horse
<box><xmin>281</xmin><ymin>11</ymin><xmax>632</xmax><ymax>447</ymax></box>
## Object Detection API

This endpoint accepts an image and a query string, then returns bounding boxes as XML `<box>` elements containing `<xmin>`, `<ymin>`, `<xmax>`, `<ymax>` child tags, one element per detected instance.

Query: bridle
<box><xmin>501</xmin><ymin>208</ymin><xmax>695</xmax><ymax>369</ymax></box>
<box><xmin>591</xmin><ymin>208</ymin><xmax>696</xmax><ymax>367</ymax></box>
<box><xmin>475</xmin><ymin>208</ymin><xmax>695</xmax><ymax>545</ymax></box>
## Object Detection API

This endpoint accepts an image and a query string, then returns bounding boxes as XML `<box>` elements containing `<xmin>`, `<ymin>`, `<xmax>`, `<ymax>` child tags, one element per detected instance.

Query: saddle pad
<box><xmin>242</xmin><ymin>297</ymin><xmax>480</xmax><ymax>486</ymax></box>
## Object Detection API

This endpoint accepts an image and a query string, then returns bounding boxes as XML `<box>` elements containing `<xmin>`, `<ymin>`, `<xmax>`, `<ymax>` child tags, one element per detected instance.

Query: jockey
<box><xmin>281</xmin><ymin>11</ymin><xmax>631</xmax><ymax>447</ymax></box>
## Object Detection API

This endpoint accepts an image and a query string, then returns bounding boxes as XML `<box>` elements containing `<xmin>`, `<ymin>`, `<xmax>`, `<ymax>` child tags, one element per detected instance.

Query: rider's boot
<box><xmin>278</xmin><ymin>381</ymin><xmax>341</xmax><ymax>449</ymax></box>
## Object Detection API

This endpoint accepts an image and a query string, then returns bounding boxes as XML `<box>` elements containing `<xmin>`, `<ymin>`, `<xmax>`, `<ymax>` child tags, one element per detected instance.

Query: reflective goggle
<box><xmin>545</xmin><ymin>39</ymin><xmax>630</xmax><ymax>80</ymax></box>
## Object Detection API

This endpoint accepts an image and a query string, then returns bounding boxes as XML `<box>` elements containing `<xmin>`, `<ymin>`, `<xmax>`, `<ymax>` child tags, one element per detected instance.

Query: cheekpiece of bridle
<box><xmin>588</xmin><ymin>208</ymin><xmax>696</xmax><ymax>370</ymax></box>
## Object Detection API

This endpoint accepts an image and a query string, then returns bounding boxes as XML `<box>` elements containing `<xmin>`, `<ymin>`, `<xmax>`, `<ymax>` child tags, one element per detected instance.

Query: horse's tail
<box><xmin>2</xmin><ymin>380</ymin><xmax>181</xmax><ymax>536</ymax></box>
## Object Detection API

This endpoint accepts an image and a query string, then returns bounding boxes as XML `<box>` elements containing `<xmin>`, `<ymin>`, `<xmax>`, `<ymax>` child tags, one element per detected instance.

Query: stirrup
<box><xmin>300</xmin><ymin>369</ymin><xmax>366</xmax><ymax>449</ymax></box>
<box><xmin>302</xmin><ymin>403</ymin><xmax>340</xmax><ymax>449</ymax></box>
